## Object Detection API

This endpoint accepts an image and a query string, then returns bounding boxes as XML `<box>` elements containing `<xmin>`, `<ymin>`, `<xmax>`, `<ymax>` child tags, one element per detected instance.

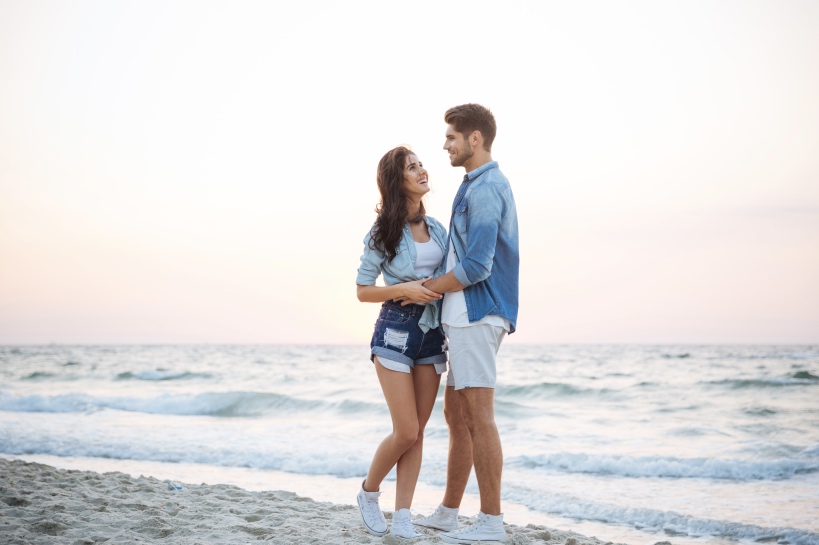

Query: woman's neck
<box><xmin>407</xmin><ymin>199</ymin><xmax>423</xmax><ymax>224</ymax></box>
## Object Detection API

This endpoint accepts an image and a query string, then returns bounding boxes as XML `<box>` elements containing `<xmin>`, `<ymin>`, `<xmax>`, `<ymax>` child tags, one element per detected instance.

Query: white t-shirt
<box><xmin>414</xmin><ymin>239</ymin><xmax>443</xmax><ymax>278</ymax></box>
<box><xmin>441</xmin><ymin>243</ymin><xmax>510</xmax><ymax>331</ymax></box>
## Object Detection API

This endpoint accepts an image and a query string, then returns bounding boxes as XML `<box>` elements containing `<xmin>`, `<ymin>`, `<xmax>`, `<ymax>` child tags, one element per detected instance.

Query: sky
<box><xmin>1</xmin><ymin>0</ymin><xmax>817</xmax><ymax>345</ymax></box>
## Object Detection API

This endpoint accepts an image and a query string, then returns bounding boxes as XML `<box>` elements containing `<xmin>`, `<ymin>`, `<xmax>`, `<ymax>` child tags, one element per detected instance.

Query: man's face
<box><xmin>444</xmin><ymin>124</ymin><xmax>473</xmax><ymax>168</ymax></box>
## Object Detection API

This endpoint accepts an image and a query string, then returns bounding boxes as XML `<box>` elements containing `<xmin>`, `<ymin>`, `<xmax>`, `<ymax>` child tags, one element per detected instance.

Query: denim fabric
<box><xmin>370</xmin><ymin>301</ymin><xmax>447</xmax><ymax>367</ymax></box>
<box><xmin>356</xmin><ymin>216</ymin><xmax>448</xmax><ymax>332</ymax></box>
<box><xmin>448</xmin><ymin>161</ymin><xmax>519</xmax><ymax>333</ymax></box>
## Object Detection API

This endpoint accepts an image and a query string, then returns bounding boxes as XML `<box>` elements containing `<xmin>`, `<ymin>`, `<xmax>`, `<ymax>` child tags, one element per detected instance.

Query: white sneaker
<box><xmin>413</xmin><ymin>503</ymin><xmax>460</xmax><ymax>532</ymax></box>
<box><xmin>356</xmin><ymin>484</ymin><xmax>387</xmax><ymax>536</ymax></box>
<box><xmin>391</xmin><ymin>508</ymin><xmax>424</xmax><ymax>539</ymax></box>
<box><xmin>441</xmin><ymin>512</ymin><xmax>506</xmax><ymax>543</ymax></box>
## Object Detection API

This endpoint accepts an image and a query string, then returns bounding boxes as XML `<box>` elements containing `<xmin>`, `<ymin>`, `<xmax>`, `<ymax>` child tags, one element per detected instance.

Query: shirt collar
<box><xmin>464</xmin><ymin>161</ymin><xmax>499</xmax><ymax>183</ymax></box>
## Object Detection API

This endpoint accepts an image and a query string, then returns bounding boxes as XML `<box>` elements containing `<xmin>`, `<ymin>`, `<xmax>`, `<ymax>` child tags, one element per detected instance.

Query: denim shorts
<box><xmin>370</xmin><ymin>300</ymin><xmax>447</xmax><ymax>369</ymax></box>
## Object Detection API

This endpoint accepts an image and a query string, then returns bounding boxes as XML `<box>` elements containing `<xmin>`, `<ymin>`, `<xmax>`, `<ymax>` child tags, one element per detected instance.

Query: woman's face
<box><xmin>402</xmin><ymin>154</ymin><xmax>429</xmax><ymax>200</ymax></box>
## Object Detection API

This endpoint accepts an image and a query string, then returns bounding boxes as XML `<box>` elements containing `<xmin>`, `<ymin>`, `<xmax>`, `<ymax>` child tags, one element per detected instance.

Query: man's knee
<box><xmin>443</xmin><ymin>401</ymin><xmax>467</xmax><ymax>432</ymax></box>
<box><xmin>443</xmin><ymin>387</ymin><xmax>464</xmax><ymax>426</ymax></box>
<box><xmin>457</xmin><ymin>389</ymin><xmax>496</xmax><ymax>432</ymax></box>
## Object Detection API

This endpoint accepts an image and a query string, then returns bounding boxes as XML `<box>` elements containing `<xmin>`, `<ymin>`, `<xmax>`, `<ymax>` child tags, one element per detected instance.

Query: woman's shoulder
<box><xmin>361</xmin><ymin>222</ymin><xmax>379</xmax><ymax>240</ymax></box>
<box><xmin>360</xmin><ymin>224</ymin><xmax>384</xmax><ymax>257</ymax></box>
<box><xmin>425</xmin><ymin>215</ymin><xmax>447</xmax><ymax>232</ymax></box>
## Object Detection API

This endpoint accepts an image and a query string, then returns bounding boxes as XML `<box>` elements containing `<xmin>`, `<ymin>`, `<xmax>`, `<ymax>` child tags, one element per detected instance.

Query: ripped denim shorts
<box><xmin>370</xmin><ymin>300</ymin><xmax>447</xmax><ymax>369</ymax></box>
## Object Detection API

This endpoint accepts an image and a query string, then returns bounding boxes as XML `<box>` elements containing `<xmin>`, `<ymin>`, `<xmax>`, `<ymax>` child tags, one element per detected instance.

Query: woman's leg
<box><xmin>394</xmin><ymin>364</ymin><xmax>441</xmax><ymax>510</ymax></box>
<box><xmin>363</xmin><ymin>356</ymin><xmax>421</xmax><ymax>493</ymax></box>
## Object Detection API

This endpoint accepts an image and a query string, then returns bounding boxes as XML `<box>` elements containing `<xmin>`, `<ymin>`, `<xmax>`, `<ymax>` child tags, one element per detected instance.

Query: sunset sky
<box><xmin>1</xmin><ymin>1</ymin><xmax>817</xmax><ymax>345</ymax></box>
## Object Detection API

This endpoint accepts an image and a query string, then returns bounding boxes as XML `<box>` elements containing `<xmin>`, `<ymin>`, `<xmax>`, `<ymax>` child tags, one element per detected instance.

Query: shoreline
<box><xmin>0</xmin><ymin>457</ymin><xmax>626</xmax><ymax>545</ymax></box>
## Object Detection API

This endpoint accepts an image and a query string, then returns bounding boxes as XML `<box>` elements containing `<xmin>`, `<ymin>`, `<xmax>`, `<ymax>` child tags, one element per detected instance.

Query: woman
<box><xmin>355</xmin><ymin>146</ymin><xmax>448</xmax><ymax>539</ymax></box>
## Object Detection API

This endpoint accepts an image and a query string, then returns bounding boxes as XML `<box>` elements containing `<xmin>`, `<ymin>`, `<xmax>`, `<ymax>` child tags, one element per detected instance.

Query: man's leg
<box><xmin>441</xmin><ymin>384</ymin><xmax>473</xmax><ymax>508</ymax></box>
<box><xmin>456</xmin><ymin>387</ymin><xmax>502</xmax><ymax>515</ymax></box>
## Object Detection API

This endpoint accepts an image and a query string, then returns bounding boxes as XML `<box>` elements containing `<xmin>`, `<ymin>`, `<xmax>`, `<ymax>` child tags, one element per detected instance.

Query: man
<box><xmin>414</xmin><ymin>103</ymin><xmax>519</xmax><ymax>544</ymax></box>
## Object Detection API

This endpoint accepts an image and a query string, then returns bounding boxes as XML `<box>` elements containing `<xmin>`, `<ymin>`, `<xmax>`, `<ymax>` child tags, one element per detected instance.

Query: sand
<box><xmin>0</xmin><ymin>458</ymin><xmax>628</xmax><ymax>545</ymax></box>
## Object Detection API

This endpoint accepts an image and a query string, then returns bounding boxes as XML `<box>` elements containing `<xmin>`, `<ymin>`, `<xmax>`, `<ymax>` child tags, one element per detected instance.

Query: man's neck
<box><xmin>462</xmin><ymin>152</ymin><xmax>493</xmax><ymax>174</ymax></box>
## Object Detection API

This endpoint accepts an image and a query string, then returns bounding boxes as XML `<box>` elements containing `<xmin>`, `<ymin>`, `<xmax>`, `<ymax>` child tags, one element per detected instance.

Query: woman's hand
<box><xmin>357</xmin><ymin>278</ymin><xmax>442</xmax><ymax>304</ymax></box>
<box><xmin>395</xmin><ymin>278</ymin><xmax>442</xmax><ymax>305</ymax></box>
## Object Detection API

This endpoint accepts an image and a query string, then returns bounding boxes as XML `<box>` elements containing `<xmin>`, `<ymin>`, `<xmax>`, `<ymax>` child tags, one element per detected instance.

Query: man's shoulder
<box><xmin>472</xmin><ymin>162</ymin><xmax>508</xmax><ymax>185</ymax></box>
<box><xmin>469</xmin><ymin>171</ymin><xmax>511</xmax><ymax>199</ymax></box>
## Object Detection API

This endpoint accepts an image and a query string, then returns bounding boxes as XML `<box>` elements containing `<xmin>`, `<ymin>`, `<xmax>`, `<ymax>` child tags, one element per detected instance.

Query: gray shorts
<box><xmin>443</xmin><ymin>323</ymin><xmax>506</xmax><ymax>390</ymax></box>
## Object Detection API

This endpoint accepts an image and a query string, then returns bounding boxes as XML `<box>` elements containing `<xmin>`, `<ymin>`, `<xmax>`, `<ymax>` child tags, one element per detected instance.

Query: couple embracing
<box><xmin>355</xmin><ymin>103</ymin><xmax>519</xmax><ymax>543</ymax></box>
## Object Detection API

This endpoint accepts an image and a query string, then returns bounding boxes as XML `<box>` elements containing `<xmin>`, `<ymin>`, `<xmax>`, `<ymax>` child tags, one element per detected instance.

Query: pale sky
<box><xmin>1</xmin><ymin>0</ymin><xmax>817</xmax><ymax>345</ymax></box>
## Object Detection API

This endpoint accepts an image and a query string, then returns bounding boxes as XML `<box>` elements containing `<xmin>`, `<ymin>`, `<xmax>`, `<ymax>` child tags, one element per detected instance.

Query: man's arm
<box><xmin>452</xmin><ymin>183</ymin><xmax>503</xmax><ymax>287</ymax></box>
<box><xmin>396</xmin><ymin>270</ymin><xmax>465</xmax><ymax>306</ymax></box>
<box><xmin>423</xmin><ymin>270</ymin><xmax>465</xmax><ymax>294</ymax></box>
<box><xmin>357</xmin><ymin>279</ymin><xmax>442</xmax><ymax>304</ymax></box>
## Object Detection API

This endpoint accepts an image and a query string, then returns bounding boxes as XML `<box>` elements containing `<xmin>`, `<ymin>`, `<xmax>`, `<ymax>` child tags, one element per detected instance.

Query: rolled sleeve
<box><xmin>456</xmin><ymin>184</ymin><xmax>501</xmax><ymax>286</ymax></box>
<box><xmin>355</xmin><ymin>231</ymin><xmax>384</xmax><ymax>285</ymax></box>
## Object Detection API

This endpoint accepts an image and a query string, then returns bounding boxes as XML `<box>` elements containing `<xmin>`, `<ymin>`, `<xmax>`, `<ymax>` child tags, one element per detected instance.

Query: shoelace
<box><xmin>426</xmin><ymin>505</ymin><xmax>452</xmax><ymax>522</ymax></box>
<box><xmin>432</xmin><ymin>506</ymin><xmax>447</xmax><ymax>518</ymax></box>
<box><xmin>457</xmin><ymin>517</ymin><xmax>488</xmax><ymax>536</ymax></box>
<box><xmin>361</xmin><ymin>494</ymin><xmax>383</xmax><ymax>520</ymax></box>
<box><xmin>393</xmin><ymin>516</ymin><xmax>422</xmax><ymax>537</ymax></box>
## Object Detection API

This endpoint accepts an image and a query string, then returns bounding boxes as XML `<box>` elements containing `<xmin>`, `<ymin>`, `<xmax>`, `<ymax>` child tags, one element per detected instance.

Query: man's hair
<box><xmin>444</xmin><ymin>103</ymin><xmax>497</xmax><ymax>151</ymax></box>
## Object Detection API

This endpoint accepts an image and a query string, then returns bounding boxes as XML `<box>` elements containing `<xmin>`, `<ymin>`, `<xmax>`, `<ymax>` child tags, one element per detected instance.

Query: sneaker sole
<box><xmin>357</xmin><ymin>496</ymin><xmax>387</xmax><ymax>537</ymax></box>
<box><xmin>391</xmin><ymin>531</ymin><xmax>425</xmax><ymax>539</ymax></box>
<box><xmin>413</xmin><ymin>520</ymin><xmax>459</xmax><ymax>532</ymax></box>
<box><xmin>441</xmin><ymin>533</ymin><xmax>505</xmax><ymax>544</ymax></box>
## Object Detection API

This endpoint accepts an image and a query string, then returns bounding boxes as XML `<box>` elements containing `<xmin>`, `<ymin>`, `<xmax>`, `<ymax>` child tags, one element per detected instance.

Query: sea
<box><xmin>1</xmin><ymin>344</ymin><xmax>817</xmax><ymax>545</ymax></box>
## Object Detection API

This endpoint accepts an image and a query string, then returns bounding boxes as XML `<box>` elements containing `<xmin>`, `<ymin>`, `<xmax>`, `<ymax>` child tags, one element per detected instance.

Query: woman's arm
<box><xmin>357</xmin><ymin>279</ymin><xmax>442</xmax><ymax>304</ymax></box>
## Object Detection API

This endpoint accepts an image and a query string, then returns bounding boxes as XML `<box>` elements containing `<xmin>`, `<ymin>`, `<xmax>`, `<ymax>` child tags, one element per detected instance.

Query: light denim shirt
<box><xmin>356</xmin><ymin>216</ymin><xmax>448</xmax><ymax>332</ymax></box>
<box><xmin>448</xmin><ymin>161</ymin><xmax>520</xmax><ymax>333</ymax></box>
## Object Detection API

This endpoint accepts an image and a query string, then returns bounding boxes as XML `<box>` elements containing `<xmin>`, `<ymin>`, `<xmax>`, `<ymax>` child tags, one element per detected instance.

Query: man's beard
<box><xmin>451</xmin><ymin>140</ymin><xmax>474</xmax><ymax>167</ymax></box>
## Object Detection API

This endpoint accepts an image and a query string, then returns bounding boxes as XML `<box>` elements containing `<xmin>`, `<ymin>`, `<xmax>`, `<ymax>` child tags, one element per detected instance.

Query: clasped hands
<box><xmin>392</xmin><ymin>277</ymin><xmax>441</xmax><ymax>306</ymax></box>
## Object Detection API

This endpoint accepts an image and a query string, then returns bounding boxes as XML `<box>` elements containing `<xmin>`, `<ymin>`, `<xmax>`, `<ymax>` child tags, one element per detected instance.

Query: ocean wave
<box><xmin>115</xmin><ymin>370</ymin><xmax>213</xmax><ymax>381</ymax></box>
<box><xmin>706</xmin><ymin>376</ymin><xmax>818</xmax><ymax>389</ymax></box>
<box><xmin>504</xmin><ymin>486</ymin><xmax>819</xmax><ymax>545</ymax></box>
<box><xmin>23</xmin><ymin>372</ymin><xmax>57</xmax><ymax>380</ymax></box>
<box><xmin>496</xmin><ymin>382</ymin><xmax>607</xmax><ymax>399</ymax></box>
<box><xmin>510</xmin><ymin>452</ymin><xmax>819</xmax><ymax>480</ymax></box>
<box><xmin>0</xmin><ymin>439</ymin><xmax>370</xmax><ymax>480</ymax></box>
<box><xmin>802</xmin><ymin>444</ymin><xmax>819</xmax><ymax>457</ymax></box>
<box><xmin>718</xmin><ymin>351</ymin><xmax>819</xmax><ymax>361</ymax></box>
<box><xmin>0</xmin><ymin>391</ymin><xmax>382</xmax><ymax>417</ymax></box>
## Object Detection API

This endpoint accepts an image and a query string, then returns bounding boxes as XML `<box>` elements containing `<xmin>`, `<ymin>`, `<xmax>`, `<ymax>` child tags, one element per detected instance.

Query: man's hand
<box><xmin>394</xmin><ymin>278</ymin><xmax>441</xmax><ymax>306</ymax></box>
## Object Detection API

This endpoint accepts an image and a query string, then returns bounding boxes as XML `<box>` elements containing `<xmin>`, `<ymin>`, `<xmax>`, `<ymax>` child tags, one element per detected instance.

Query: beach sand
<box><xmin>0</xmin><ymin>458</ymin><xmax>630</xmax><ymax>545</ymax></box>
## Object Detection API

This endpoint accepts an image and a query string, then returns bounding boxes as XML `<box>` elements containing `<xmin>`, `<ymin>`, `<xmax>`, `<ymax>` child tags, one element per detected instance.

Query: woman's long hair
<box><xmin>370</xmin><ymin>146</ymin><xmax>425</xmax><ymax>262</ymax></box>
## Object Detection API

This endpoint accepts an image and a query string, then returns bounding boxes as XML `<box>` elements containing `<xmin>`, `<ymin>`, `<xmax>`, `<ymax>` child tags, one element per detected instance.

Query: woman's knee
<box><xmin>393</xmin><ymin>422</ymin><xmax>420</xmax><ymax>449</ymax></box>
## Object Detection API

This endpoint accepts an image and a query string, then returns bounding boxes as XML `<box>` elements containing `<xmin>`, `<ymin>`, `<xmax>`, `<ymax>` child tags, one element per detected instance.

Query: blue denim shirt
<box><xmin>356</xmin><ymin>216</ymin><xmax>448</xmax><ymax>332</ymax></box>
<box><xmin>449</xmin><ymin>161</ymin><xmax>519</xmax><ymax>333</ymax></box>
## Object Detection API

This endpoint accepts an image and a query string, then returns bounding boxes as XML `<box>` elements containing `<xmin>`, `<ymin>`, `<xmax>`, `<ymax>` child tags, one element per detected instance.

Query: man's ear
<box><xmin>470</xmin><ymin>130</ymin><xmax>482</xmax><ymax>148</ymax></box>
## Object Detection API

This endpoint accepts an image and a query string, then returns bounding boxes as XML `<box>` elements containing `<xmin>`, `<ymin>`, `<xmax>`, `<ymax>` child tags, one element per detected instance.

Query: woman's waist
<box><xmin>381</xmin><ymin>299</ymin><xmax>430</xmax><ymax>317</ymax></box>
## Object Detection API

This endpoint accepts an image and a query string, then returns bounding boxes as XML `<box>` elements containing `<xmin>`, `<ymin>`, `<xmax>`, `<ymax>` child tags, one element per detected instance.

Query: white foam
<box><xmin>503</xmin><ymin>486</ymin><xmax>819</xmax><ymax>545</ymax></box>
<box><xmin>0</xmin><ymin>391</ymin><xmax>376</xmax><ymax>417</ymax></box>
<box><xmin>512</xmin><ymin>452</ymin><xmax>819</xmax><ymax>480</ymax></box>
